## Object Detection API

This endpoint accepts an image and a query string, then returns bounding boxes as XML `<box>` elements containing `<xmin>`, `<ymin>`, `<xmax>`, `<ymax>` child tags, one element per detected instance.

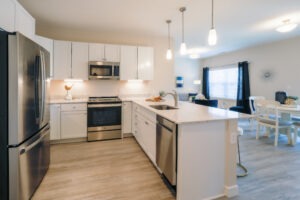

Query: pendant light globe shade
<box><xmin>166</xmin><ymin>49</ymin><xmax>173</xmax><ymax>60</ymax></box>
<box><xmin>208</xmin><ymin>28</ymin><xmax>217</xmax><ymax>46</ymax></box>
<box><xmin>180</xmin><ymin>42</ymin><xmax>187</xmax><ymax>55</ymax></box>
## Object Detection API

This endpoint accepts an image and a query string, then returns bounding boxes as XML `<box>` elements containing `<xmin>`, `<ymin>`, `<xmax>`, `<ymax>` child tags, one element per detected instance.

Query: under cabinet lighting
<box><xmin>64</xmin><ymin>79</ymin><xmax>83</xmax><ymax>83</ymax></box>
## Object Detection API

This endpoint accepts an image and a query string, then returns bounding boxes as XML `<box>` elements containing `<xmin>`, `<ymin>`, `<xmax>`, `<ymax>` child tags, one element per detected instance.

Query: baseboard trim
<box><xmin>224</xmin><ymin>185</ymin><xmax>239</xmax><ymax>198</ymax></box>
<box><xmin>123</xmin><ymin>133</ymin><xmax>133</xmax><ymax>138</ymax></box>
<box><xmin>50</xmin><ymin>137</ymin><xmax>87</xmax><ymax>144</ymax></box>
<box><xmin>203</xmin><ymin>193</ymin><xmax>225</xmax><ymax>200</ymax></box>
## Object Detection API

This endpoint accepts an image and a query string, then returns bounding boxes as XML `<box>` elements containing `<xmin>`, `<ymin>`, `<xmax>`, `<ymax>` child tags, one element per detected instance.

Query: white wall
<box><xmin>200</xmin><ymin>36</ymin><xmax>300</xmax><ymax>100</ymax></box>
<box><xmin>37</xmin><ymin>25</ymin><xmax>177</xmax><ymax>98</ymax></box>
<box><xmin>175</xmin><ymin>57</ymin><xmax>201</xmax><ymax>94</ymax></box>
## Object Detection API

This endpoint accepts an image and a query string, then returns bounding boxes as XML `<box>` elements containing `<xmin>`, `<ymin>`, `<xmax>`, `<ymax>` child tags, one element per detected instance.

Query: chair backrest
<box><xmin>255</xmin><ymin>99</ymin><xmax>280</xmax><ymax>120</ymax></box>
<box><xmin>275</xmin><ymin>91</ymin><xmax>287</xmax><ymax>104</ymax></box>
<box><xmin>249</xmin><ymin>96</ymin><xmax>266</xmax><ymax>114</ymax></box>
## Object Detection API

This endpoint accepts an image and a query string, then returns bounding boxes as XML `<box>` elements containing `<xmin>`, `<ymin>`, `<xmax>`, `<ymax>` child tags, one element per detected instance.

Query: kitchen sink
<box><xmin>149</xmin><ymin>105</ymin><xmax>178</xmax><ymax>110</ymax></box>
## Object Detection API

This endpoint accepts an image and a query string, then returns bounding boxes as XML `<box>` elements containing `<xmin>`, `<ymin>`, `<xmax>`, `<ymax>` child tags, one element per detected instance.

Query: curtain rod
<box><xmin>208</xmin><ymin>61</ymin><xmax>250</xmax><ymax>69</ymax></box>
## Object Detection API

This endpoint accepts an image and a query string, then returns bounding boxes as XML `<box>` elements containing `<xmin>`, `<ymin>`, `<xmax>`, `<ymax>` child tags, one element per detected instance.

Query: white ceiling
<box><xmin>19</xmin><ymin>0</ymin><xmax>300</xmax><ymax>59</ymax></box>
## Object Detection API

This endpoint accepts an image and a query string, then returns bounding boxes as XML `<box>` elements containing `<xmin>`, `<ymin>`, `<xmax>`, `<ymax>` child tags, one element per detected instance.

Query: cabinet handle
<box><xmin>145</xmin><ymin>121</ymin><xmax>148</xmax><ymax>125</ymax></box>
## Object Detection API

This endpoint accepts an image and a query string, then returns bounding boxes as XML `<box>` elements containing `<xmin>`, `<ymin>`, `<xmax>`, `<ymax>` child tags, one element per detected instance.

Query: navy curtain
<box><xmin>236</xmin><ymin>61</ymin><xmax>251</xmax><ymax>113</ymax></box>
<box><xmin>202</xmin><ymin>67</ymin><xmax>210</xmax><ymax>99</ymax></box>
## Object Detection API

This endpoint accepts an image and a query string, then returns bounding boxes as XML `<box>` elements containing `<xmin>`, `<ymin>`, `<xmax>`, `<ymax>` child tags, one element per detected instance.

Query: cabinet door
<box><xmin>50</xmin><ymin>104</ymin><xmax>61</xmax><ymax>140</ymax></box>
<box><xmin>144</xmin><ymin>120</ymin><xmax>156</xmax><ymax>163</ymax></box>
<box><xmin>89</xmin><ymin>43</ymin><xmax>104</xmax><ymax>61</ymax></box>
<box><xmin>34</xmin><ymin>35</ymin><xmax>54</xmax><ymax>77</ymax></box>
<box><xmin>120</xmin><ymin>45</ymin><xmax>138</xmax><ymax>80</ymax></box>
<box><xmin>0</xmin><ymin>0</ymin><xmax>15</xmax><ymax>32</ymax></box>
<box><xmin>53</xmin><ymin>40</ymin><xmax>71</xmax><ymax>80</ymax></box>
<box><xmin>15</xmin><ymin>1</ymin><xmax>35</xmax><ymax>40</ymax></box>
<box><xmin>105</xmin><ymin>44</ymin><xmax>120</xmax><ymax>62</ymax></box>
<box><xmin>61</xmin><ymin>111</ymin><xmax>87</xmax><ymax>139</ymax></box>
<box><xmin>138</xmin><ymin>46</ymin><xmax>154</xmax><ymax>80</ymax></box>
<box><xmin>122</xmin><ymin>102</ymin><xmax>132</xmax><ymax>134</ymax></box>
<box><xmin>72</xmin><ymin>42</ymin><xmax>89</xmax><ymax>80</ymax></box>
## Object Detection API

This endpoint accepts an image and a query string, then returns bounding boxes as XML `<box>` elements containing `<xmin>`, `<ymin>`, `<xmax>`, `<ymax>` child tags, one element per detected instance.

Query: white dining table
<box><xmin>276</xmin><ymin>105</ymin><xmax>300</xmax><ymax>145</ymax></box>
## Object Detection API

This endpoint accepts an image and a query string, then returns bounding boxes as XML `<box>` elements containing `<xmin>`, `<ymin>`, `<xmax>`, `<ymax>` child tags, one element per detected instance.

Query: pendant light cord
<box><xmin>180</xmin><ymin>7</ymin><xmax>186</xmax><ymax>43</ymax></box>
<box><xmin>168</xmin><ymin>22</ymin><xmax>171</xmax><ymax>48</ymax></box>
<box><xmin>211</xmin><ymin>0</ymin><xmax>214</xmax><ymax>29</ymax></box>
<box><xmin>182</xmin><ymin>11</ymin><xmax>184</xmax><ymax>43</ymax></box>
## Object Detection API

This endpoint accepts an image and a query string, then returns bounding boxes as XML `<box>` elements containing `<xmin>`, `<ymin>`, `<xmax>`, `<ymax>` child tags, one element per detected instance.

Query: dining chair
<box><xmin>292</xmin><ymin>122</ymin><xmax>300</xmax><ymax>145</ymax></box>
<box><xmin>255</xmin><ymin>99</ymin><xmax>293</xmax><ymax>146</ymax></box>
<box><xmin>249</xmin><ymin>96</ymin><xmax>266</xmax><ymax>129</ymax></box>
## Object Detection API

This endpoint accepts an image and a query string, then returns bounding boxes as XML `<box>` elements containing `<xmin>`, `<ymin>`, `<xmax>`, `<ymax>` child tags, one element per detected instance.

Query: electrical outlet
<box><xmin>230</xmin><ymin>132</ymin><xmax>237</xmax><ymax>144</ymax></box>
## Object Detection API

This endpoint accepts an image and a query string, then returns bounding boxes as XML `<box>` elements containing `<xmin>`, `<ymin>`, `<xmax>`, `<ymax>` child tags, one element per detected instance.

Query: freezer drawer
<box><xmin>9</xmin><ymin>124</ymin><xmax>50</xmax><ymax>200</ymax></box>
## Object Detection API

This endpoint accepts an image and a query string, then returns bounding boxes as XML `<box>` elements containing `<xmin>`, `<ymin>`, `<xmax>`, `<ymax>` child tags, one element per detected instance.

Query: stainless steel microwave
<box><xmin>88</xmin><ymin>61</ymin><xmax>120</xmax><ymax>80</ymax></box>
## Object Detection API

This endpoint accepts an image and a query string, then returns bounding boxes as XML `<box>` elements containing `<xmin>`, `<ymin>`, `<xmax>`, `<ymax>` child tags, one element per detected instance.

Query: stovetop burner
<box><xmin>88</xmin><ymin>96</ymin><xmax>122</xmax><ymax>104</ymax></box>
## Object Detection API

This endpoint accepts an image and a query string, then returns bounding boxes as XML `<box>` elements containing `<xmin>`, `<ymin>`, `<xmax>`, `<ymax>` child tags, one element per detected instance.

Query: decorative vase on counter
<box><xmin>64</xmin><ymin>83</ymin><xmax>73</xmax><ymax>100</ymax></box>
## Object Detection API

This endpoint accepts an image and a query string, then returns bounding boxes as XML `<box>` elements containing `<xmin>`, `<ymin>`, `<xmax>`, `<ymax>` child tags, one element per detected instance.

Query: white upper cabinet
<box><xmin>120</xmin><ymin>45</ymin><xmax>138</xmax><ymax>80</ymax></box>
<box><xmin>15</xmin><ymin>1</ymin><xmax>35</xmax><ymax>40</ymax></box>
<box><xmin>105</xmin><ymin>44</ymin><xmax>120</xmax><ymax>62</ymax></box>
<box><xmin>53</xmin><ymin>40</ymin><xmax>89</xmax><ymax>80</ymax></box>
<box><xmin>89</xmin><ymin>43</ymin><xmax>120</xmax><ymax>62</ymax></box>
<box><xmin>53</xmin><ymin>40</ymin><xmax>72</xmax><ymax>80</ymax></box>
<box><xmin>88</xmin><ymin>43</ymin><xmax>104</xmax><ymax>61</ymax></box>
<box><xmin>120</xmin><ymin>45</ymin><xmax>154</xmax><ymax>80</ymax></box>
<box><xmin>138</xmin><ymin>46</ymin><xmax>154</xmax><ymax>80</ymax></box>
<box><xmin>0</xmin><ymin>0</ymin><xmax>15</xmax><ymax>32</ymax></box>
<box><xmin>72</xmin><ymin>42</ymin><xmax>89</xmax><ymax>80</ymax></box>
<box><xmin>34</xmin><ymin>35</ymin><xmax>54</xmax><ymax>77</ymax></box>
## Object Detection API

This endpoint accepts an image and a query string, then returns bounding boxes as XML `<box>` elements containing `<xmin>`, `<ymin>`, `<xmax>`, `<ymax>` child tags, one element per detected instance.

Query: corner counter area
<box><xmin>124</xmin><ymin>99</ymin><xmax>249</xmax><ymax>200</ymax></box>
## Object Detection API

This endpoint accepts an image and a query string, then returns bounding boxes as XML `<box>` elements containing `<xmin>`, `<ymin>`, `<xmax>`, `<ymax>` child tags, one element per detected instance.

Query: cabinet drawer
<box><xmin>61</xmin><ymin>103</ymin><xmax>87</xmax><ymax>111</ymax></box>
<box><xmin>134</xmin><ymin>104</ymin><xmax>156</xmax><ymax>123</ymax></box>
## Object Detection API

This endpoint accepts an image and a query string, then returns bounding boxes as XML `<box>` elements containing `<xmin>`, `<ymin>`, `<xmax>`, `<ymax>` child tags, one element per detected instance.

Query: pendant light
<box><xmin>208</xmin><ymin>0</ymin><xmax>217</xmax><ymax>46</ymax></box>
<box><xmin>179</xmin><ymin>7</ymin><xmax>187</xmax><ymax>55</ymax></box>
<box><xmin>166</xmin><ymin>20</ymin><xmax>173</xmax><ymax>60</ymax></box>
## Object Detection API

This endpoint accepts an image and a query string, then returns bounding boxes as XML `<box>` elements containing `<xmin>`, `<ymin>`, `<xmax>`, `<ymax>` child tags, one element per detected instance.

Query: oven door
<box><xmin>87</xmin><ymin>104</ymin><xmax>121</xmax><ymax>131</ymax></box>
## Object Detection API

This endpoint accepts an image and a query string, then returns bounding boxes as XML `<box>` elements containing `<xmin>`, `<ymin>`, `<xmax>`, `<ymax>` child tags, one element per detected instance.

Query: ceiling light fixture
<box><xmin>166</xmin><ymin>20</ymin><xmax>173</xmax><ymax>60</ymax></box>
<box><xmin>179</xmin><ymin>7</ymin><xmax>187</xmax><ymax>55</ymax></box>
<box><xmin>276</xmin><ymin>19</ymin><xmax>298</xmax><ymax>33</ymax></box>
<box><xmin>208</xmin><ymin>0</ymin><xmax>217</xmax><ymax>46</ymax></box>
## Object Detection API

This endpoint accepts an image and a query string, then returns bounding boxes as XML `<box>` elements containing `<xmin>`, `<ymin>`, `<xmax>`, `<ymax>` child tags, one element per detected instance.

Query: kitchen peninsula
<box><xmin>127</xmin><ymin>99</ymin><xmax>248</xmax><ymax>200</ymax></box>
<box><xmin>49</xmin><ymin>96</ymin><xmax>247</xmax><ymax>199</ymax></box>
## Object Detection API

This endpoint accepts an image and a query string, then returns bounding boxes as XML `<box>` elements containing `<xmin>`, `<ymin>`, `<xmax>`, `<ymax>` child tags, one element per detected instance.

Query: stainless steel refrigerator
<box><xmin>0</xmin><ymin>31</ymin><xmax>50</xmax><ymax>200</ymax></box>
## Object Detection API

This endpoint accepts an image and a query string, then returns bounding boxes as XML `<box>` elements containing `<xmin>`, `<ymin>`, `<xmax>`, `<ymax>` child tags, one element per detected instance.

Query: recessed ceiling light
<box><xmin>276</xmin><ymin>19</ymin><xmax>298</xmax><ymax>33</ymax></box>
<box><xmin>189</xmin><ymin>54</ymin><xmax>200</xmax><ymax>59</ymax></box>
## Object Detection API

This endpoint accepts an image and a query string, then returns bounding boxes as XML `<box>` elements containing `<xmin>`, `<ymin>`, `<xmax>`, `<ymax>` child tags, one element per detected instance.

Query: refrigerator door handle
<box><xmin>19</xmin><ymin>126</ymin><xmax>50</xmax><ymax>155</ymax></box>
<box><xmin>40</xmin><ymin>50</ymin><xmax>46</xmax><ymax>124</ymax></box>
<box><xmin>34</xmin><ymin>56</ymin><xmax>40</xmax><ymax>122</ymax></box>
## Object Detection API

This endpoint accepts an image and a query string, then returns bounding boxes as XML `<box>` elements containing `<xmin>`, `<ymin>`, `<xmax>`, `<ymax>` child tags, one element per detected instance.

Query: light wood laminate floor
<box><xmin>32</xmin><ymin>138</ymin><xmax>175</xmax><ymax>200</ymax></box>
<box><xmin>34</xmin><ymin>121</ymin><xmax>300</xmax><ymax>200</ymax></box>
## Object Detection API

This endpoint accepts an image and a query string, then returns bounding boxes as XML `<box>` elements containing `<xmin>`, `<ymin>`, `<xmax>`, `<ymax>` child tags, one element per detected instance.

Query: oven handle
<box><xmin>88</xmin><ymin>104</ymin><xmax>122</xmax><ymax>108</ymax></box>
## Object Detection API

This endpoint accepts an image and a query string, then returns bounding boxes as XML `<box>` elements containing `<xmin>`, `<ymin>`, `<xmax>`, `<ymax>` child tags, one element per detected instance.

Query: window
<box><xmin>209</xmin><ymin>66</ymin><xmax>238</xmax><ymax>99</ymax></box>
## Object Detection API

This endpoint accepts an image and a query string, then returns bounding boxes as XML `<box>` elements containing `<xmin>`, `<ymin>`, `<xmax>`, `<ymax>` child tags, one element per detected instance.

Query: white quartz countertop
<box><xmin>50</xmin><ymin>98</ymin><xmax>88</xmax><ymax>104</ymax></box>
<box><xmin>130</xmin><ymin>99</ymin><xmax>250</xmax><ymax>124</ymax></box>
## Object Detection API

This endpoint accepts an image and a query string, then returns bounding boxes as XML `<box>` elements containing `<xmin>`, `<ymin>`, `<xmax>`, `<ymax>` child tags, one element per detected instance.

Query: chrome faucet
<box><xmin>161</xmin><ymin>90</ymin><xmax>178</xmax><ymax>107</ymax></box>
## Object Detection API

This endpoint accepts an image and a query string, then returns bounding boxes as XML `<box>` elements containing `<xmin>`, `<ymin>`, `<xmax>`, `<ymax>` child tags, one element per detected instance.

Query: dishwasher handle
<box><xmin>157</xmin><ymin>116</ymin><xmax>175</xmax><ymax>132</ymax></box>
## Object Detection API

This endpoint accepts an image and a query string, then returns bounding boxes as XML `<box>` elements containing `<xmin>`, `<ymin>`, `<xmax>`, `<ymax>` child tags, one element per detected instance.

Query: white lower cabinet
<box><xmin>122</xmin><ymin>102</ymin><xmax>132</xmax><ymax>135</ymax></box>
<box><xmin>61</xmin><ymin>111</ymin><xmax>87</xmax><ymax>139</ymax></box>
<box><xmin>50</xmin><ymin>104</ymin><xmax>61</xmax><ymax>140</ymax></box>
<box><xmin>50</xmin><ymin>103</ymin><xmax>87</xmax><ymax>141</ymax></box>
<box><xmin>132</xmin><ymin>103</ymin><xmax>156</xmax><ymax>164</ymax></box>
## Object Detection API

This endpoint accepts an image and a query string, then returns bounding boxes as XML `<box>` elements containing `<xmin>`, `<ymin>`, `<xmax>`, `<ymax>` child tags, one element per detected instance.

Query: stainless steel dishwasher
<box><xmin>156</xmin><ymin>115</ymin><xmax>177</xmax><ymax>186</ymax></box>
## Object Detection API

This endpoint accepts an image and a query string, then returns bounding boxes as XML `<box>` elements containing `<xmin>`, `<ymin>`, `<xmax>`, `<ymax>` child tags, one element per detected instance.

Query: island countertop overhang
<box><xmin>129</xmin><ymin>99</ymin><xmax>250</xmax><ymax>124</ymax></box>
